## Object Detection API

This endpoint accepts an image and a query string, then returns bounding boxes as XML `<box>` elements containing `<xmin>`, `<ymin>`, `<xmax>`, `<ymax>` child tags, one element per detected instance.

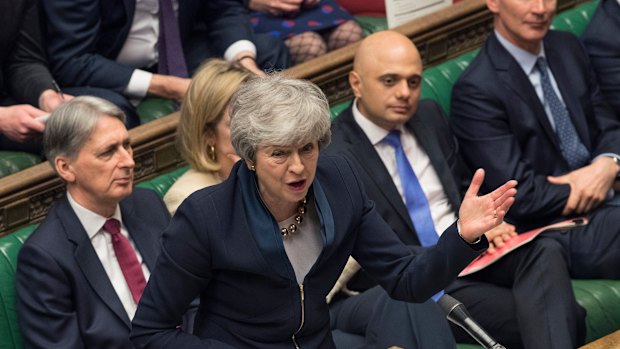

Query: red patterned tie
<box><xmin>103</xmin><ymin>219</ymin><xmax>147</xmax><ymax>304</ymax></box>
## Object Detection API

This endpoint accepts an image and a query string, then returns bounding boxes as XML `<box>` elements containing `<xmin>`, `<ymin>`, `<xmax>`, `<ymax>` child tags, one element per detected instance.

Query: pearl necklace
<box><xmin>280</xmin><ymin>197</ymin><xmax>307</xmax><ymax>237</ymax></box>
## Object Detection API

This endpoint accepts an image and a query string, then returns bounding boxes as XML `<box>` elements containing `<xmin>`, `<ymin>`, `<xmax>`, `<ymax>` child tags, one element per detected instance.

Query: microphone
<box><xmin>438</xmin><ymin>294</ymin><xmax>506</xmax><ymax>349</ymax></box>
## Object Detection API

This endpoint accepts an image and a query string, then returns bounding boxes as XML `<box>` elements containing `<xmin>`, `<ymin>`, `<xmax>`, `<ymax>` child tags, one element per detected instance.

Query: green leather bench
<box><xmin>0</xmin><ymin>98</ymin><xmax>176</xmax><ymax>179</ymax></box>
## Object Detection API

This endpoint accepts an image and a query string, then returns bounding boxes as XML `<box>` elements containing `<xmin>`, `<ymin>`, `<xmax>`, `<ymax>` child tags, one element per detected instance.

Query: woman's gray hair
<box><xmin>44</xmin><ymin>96</ymin><xmax>126</xmax><ymax>167</ymax></box>
<box><xmin>229</xmin><ymin>74</ymin><xmax>331</xmax><ymax>162</ymax></box>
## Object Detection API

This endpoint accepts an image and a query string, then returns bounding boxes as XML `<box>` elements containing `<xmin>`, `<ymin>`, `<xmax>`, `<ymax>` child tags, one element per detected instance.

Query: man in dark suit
<box><xmin>16</xmin><ymin>96</ymin><xmax>172</xmax><ymax>348</ymax></box>
<box><xmin>451</xmin><ymin>0</ymin><xmax>620</xmax><ymax>279</ymax></box>
<box><xmin>0</xmin><ymin>0</ymin><xmax>70</xmax><ymax>152</ymax></box>
<box><xmin>581</xmin><ymin>0</ymin><xmax>620</xmax><ymax>118</ymax></box>
<box><xmin>39</xmin><ymin>0</ymin><xmax>291</xmax><ymax>127</ymax></box>
<box><xmin>327</xmin><ymin>30</ymin><xmax>585</xmax><ymax>349</ymax></box>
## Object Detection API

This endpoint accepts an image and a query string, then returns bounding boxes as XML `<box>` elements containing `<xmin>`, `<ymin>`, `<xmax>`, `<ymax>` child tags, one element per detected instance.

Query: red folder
<box><xmin>459</xmin><ymin>217</ymin><xmax>588</xmax><ymax>277</ymax></box>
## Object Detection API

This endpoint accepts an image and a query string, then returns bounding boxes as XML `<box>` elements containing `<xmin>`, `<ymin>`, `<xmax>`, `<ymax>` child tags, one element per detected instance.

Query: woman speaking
<box><xmin>130</xmin><ymin>75</ymin><xmax>517</xmax><ymax>348</ymax></box>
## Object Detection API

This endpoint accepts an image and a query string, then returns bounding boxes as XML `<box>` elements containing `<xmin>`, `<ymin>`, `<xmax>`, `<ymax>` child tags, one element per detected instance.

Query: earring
<box><xmin>250</xmin><ymin>165</ymin><xmax>256</xmax><ymax>171</ymax></box>
<box><xmin>207</xmin><ymin>144</ymin><xmax>216</xmax><ymax>162</ymax></box>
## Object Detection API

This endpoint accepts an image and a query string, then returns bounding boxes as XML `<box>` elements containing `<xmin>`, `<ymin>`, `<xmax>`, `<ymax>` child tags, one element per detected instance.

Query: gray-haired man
<box><xmin>16</xmin><ymin>96</ymin><xmax>171</xmax><ymax>348</ymax></box>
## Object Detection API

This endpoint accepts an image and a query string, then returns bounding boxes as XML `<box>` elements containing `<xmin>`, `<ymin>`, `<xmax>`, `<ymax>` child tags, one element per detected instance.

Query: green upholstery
<box><xmin>0</xmin><ymin>151</ymin><xmax>43</xmax><ymax>178</ymax></box>
<box><xmin>551</xmin><ymin>0</ymin><xmax>600</xmax><ymax>36</ymax></box>
<box><xmin>0</xmin><ymin>225</ymin><xmax>36</xmax><ymax>349</ymax></box>
<box><xmin>136</xmin><ymin>166</ymin><xmax>189</xmax><ymax>196</ymax></box>
<box><xmin>355</xmin><ymin>16</ymin><xmax>388</xmax><ymax>36</ymax></box>
<box><xmin>136</xmin><ymin>98</ymin><xmax>178</xmax><ymax>124</ymax></box>
<box><xmin>573</xmin><ymin>279</ymin><xmax>620</xmax><ymax>343</ymax></box>
<box><xmin>420</xmin><ymin>50</ymin><xmax>479</xmax><ymax>115</ymax></box>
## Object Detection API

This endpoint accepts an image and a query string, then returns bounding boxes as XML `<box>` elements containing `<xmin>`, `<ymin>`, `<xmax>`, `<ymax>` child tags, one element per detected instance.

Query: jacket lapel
<box><xmin>338</xmin><ymin>107</ymin><xmax>415</xmax><ymax>233</ymax></box>
<box><xmin>488</xmin><ymin>35</ymin><xmax>563</xmax><ymax>155</ymax></box>
<box><xmin>407</xmin><ymin>116</ymin><xmax>461</xmax><ymax>210</ymax></box>
<box><xmin>59</xmin><ymin>196</ymin><xmax>131</xmax><ymax>328</ymax></box>
<box><xmin>120</xmin><ymin>198</ymin><xmax>158</xmax><ymax>271</ymax></box>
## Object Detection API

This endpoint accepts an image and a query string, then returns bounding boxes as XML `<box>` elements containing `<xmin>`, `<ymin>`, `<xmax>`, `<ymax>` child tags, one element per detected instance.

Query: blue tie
<box><xmin>384</xmin><ymin>130</ymin><xmax>443</xmax><ymax>301</ymax></box>
<box><xmin>536</xmin><ymin>57</ymin><xmax>590</xmax><ymax>170</ymax></box>
<box><xmin>383</xmin><ymin>130</ymin><xmax>439</xmax><ymax>247</ymax></box>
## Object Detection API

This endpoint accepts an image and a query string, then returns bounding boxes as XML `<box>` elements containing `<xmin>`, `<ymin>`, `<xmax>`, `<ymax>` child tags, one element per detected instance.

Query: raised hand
<box><xmin>458</xmin><ymin>169</ymin><xmax>518</xmax><ymax>243</ymax></box>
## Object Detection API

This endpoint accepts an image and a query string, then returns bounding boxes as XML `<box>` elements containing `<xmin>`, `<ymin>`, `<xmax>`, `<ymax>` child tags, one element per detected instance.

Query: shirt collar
<box><xmin>494</xmin><ymin>29</ymin><xmax>546</xmax><ymax>75</ymax></box>
<box><xmin>352</xmin><ymin>98</ymin><xmax>405</xmax><ymax>145</ymax></box>
<box><xmin>67</xmin><ymin>192</ymin><xmax>123</xmax><ymax>240</ymax></box>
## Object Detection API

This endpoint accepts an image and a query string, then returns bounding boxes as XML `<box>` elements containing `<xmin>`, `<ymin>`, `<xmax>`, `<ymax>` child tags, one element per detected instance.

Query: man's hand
<box><xmin>547</xmin><ymin>156</ymin><xmax>619</xmax><ymax>215</ymax></box>
<box><xmin>484</xmin><ymin>222</ymin><xmax>517</xmax><ymax>254</ymax></box>
<box><xmin>148</xmin><ymin>75</ymin><xmax>191</xmax><ymax>103</ymax></box>
<box><xmin>0</xmin><ymin>105</ymin><xmax>46</xmax><ymax>142</ymax></box>
<box><xmin>38</xmin><ymin>89</ymin><xmax>73</xmax><ymax>113</ymax></box>
<box><xmin>248</xmin><ymin>0</ymin><xmax>303</xmax><ymax>15</ymax></box>
<box><xmin>233</xmin><ymin>51</ymin><xmax>266</xmax><ymax>77</ymax></box>
<box><xmin>458</xmin><ymin>169</ymin><xmax>518</xmax><ymax>243</ymax></box>
<box><xmin>326</xmin><ymin>257</ymin><xmax>360</xmax><ymax>304</ymax></box>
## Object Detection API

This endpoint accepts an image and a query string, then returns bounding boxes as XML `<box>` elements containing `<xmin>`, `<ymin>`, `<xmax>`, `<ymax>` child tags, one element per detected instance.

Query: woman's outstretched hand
<box><xmin>458</xmin><ymin>169</ymin><xmax>518</xmax><ymax>243</ymax></box>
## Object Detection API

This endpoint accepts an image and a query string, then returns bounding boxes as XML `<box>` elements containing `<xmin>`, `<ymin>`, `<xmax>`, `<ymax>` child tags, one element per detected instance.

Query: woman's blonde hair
<box><xmin>177</xmin><ymin>59</ymin><xmax>255</xmax><ymax>173</ymax></box>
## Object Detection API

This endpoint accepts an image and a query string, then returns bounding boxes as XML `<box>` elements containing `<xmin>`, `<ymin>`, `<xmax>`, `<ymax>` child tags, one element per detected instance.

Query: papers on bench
<box><xmin>459</xmin><ymin>217</ymin><xmax>588</xmax><ymax>277</ymax></box>
<box><xmin>386</xmin><ymin>0</ymin><xmax>452</xmax><ymax>28</ymax></box>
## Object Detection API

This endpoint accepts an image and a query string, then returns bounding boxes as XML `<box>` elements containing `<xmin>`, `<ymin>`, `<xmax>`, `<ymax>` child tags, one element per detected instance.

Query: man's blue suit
<box><xmin>451</xmin><ymin>30</ymin><xmax>620</xmax><ymax>279</ymax></box>
<box><xmin>16</xmin><ymin>188</ymin><xmax>171</xmax><ymax>348</ymax></box>
<box><xmin>582</xmin><ymin>0</ymin><xmax>620</xmax><ymax>118</ymax></box>
<box><xmin>327</xmin><ymin>100</ymin><xmax>585</xmax><ymax>349</ymax></box>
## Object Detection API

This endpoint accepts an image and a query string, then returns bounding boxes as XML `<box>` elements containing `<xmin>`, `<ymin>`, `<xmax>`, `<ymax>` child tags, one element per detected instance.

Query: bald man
<box><xmin>326</xmin><ymin>31</ymin><xmax>585</xmax><ymax>349</ymax></box>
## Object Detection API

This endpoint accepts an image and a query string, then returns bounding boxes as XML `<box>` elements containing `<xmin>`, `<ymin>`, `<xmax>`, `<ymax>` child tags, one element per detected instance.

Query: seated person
<box><xmin>39</xmin><ymin>0</ymin><xmax>291</xmax><ymax>127</ymax></box>
<box><xmin>581</xmin><ymin>0</ymin><xmax>620</xmax><ymax>118</ymax></box>
<box><xmin>327</xmin><ymin>30</ymin><xmax>585</xmax><ymax>349</ymax></box>
<box><xmin>129</xmin><ymin>74</ymin><xmax>518</xmax><ymax>348</ymax></box>
<box><xmin>165</xmin><ymin>59</ymin><xmax>255</xmax><ymax>215</ymax></box>
<box><xmin>248</xmin><ymin>0</ymin><xmax>363</xmax><ymax>64</ymax></box>
<box><xmin>0</xmin><ymin>0</ymin><xmax>70</xmax><ymax>153</ymax></box>
<box><xmin>16</xmin><ymin>96</ymin><xmax>172</xmax><ymax>348</ymax></box>
<box><xmin>451</xmin><ymin>0</ymin><xmax>620</xmax><ymax>280</ymax></box>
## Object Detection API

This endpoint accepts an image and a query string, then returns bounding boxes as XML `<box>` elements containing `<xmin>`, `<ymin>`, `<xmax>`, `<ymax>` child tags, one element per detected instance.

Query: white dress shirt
<box><xmin>67</xmin><ymin>192</ymin><xmax>150</xmax><ymax>319</ymax></box>
<box><xmin>118</xmin><ymin>0</ymin><xmax>256</xmax><ymax>99</ymax></box>
<box><xmin>352</xmin><ymin>99</ymin><xmax>457</xmax><ymax>237</ymax></box>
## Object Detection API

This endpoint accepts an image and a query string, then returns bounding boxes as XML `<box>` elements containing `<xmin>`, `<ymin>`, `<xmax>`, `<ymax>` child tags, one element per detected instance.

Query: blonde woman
<box><xmin>164</xmin><ymin>60</ymin><xmax>255</xmax><ymax>214</ymax></box>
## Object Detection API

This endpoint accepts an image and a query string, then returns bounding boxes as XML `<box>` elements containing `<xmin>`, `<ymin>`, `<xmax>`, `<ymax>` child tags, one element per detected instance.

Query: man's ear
<box><xmin>55</xmin><ymin>156</ymin><xmax>76</xmax><ymax>183</ymax></box>
<box><xmin>486</xmin><ymin>0</ymin><xmax>500</xmax><ymax>14</ymax></box>
<box><xmin>349</xmin><ymin>70</ymin><xmax>363</xmax><ymax>99</ymax></box>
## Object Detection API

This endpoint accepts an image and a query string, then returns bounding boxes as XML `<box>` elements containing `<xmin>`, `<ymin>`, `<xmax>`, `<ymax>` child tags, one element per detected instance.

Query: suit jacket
<box><xmin>0</xmin><ymin>0</ymin><xmax>54</xmax><ymax>106</ymax></box>
<box><xmin>16</xmin><ymin>188</ymin><xmax>171</xmax><ymax>349</ymax></box>
<box><xmin>40</xmin><ymin>0</ymin><xmax>253</xmax><ymax>93</ymax></box>
<box><xmin>451</xmin><ymin>30</ymin><xmax>620</xmax><ymax>231</ymax></box>
<box><xmin>130</xmin><ymin>157</ymin><xmax>486</xmax><ymax>349</ymax></box>
<box><xmin>326</xmin><ymin>100</ymin><xmax>467</xmax><ymax>290</ymax></box>
<box><xmin>581</xmin><ymin>0</ymin><xmax>620</xmax><ymax>118</ymax></box>
<box><xmin>327</xmin><ymin>100</ymin><xmax>464</xmax><ymax>247</ymax></box>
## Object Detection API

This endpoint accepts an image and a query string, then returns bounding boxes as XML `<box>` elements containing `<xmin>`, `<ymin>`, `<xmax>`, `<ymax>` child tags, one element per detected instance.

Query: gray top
<box><xmin>280</xmin><ymin>198</ymin><xmax>322</xmax><ymax>284</ymax></box>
